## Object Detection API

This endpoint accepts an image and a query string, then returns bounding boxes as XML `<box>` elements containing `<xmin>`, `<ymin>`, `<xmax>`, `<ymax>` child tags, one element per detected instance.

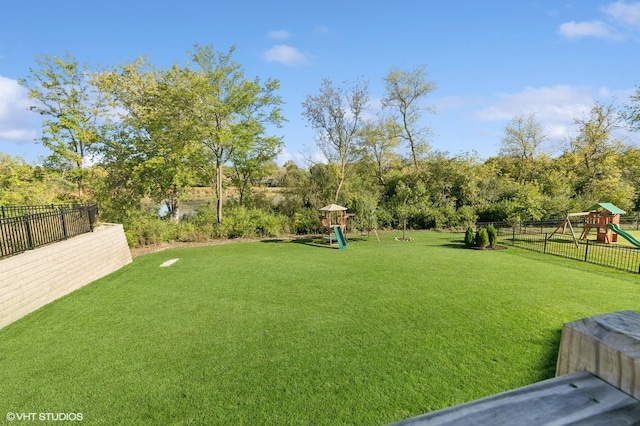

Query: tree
<box><xmin>623</xmin><ymin>85</ymin><xmax>640</xmax><ymax>131</ymax></box>
<box><xmin>382</xmin><ymin>65</ymin><xmax>436</xmax><ymax>170</ymax></box>
<box><xmin>359</xmin><ymin>115</ymin><xmax>401</xmax><ymax>185</ymax></box>
<box><xmin>567</xmin><ymin>101</ymin><xmax>625</xmax><ymax>196</ymax></box>
<box><xmin>0</xmin><ymin>154</ymin><xmax>63</xmax><ymax>205</ymax></box>
<box><xmin>499</xmin><ymin>113</ymin><xmax>547</xmax><ymax>182</ymax></box>
<box><xmin>95</xmin><ymin>59</ymin><xmax>197</xmax><ymax>221</ymax></box>
<box><xmin>19</xmin><ymin>52</ymin><xmax>109</xmax><ymax>197</ymax></box>
<box><xmin>276</xmin><ymin>160</ymin><xmax>313</xmax><ymax>215</ymax></box>
<box><xmin>618</xmin><ymin>147</ymin><xmax>640</xmax><ymax>210</ymax></box>
<box><xmin>302</xmin><ymin>78</ymin><xmax>370</xmax><ymax>203</ymax></box>
<box><xmin>230</xmin><ymin>135</ymin><xmax>282</xmax><ymax>206</ymax></box>
<box><xmin>185</xmin><ymin>45</ymin><xmax>284</xmax><ymax>223</ymax></box>
<box><xmin>92</xmin><ymin>127</ymin><xmax>145</xmax><ymax>223</ymax></box>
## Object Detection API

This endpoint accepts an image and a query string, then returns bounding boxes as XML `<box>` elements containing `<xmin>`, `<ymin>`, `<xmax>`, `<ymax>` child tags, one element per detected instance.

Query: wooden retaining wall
<box><xmin>556</xmin><ymin>310</ymin><xmax>640</xmax><ymax>399</ymax></box>
<box><xmin>392</xmin><ymin>311</ymin><xmax>640</xmax><ymax>425</ymax></box>
<box><xmin>0</xmin><ymin>224</ymin><xmax>132</xmax><ymax>329</ymax></box>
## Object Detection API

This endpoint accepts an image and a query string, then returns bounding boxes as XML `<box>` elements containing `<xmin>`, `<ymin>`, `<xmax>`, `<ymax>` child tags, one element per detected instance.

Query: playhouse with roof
<box><xmin>580</xmin><ymin>202</ymin><xmax>626</xmax><ymax>243</ymax></box>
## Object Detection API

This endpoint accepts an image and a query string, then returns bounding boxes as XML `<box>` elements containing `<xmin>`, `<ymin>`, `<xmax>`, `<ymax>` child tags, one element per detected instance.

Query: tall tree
<box><xmin>186</xmin><ymin>45</ymin><xmax>284</xmax><ymax>223</ymax></box>
<box><xmin>230</xmin><ymin>132</ymin><xmax>282</xmax><ymax>205</ymax></box>
<box><xmin>623</xmin><ymin>85</ymin><xmax>640</xmax><ymax>131</ymax></box>
<box><xmin>96</xmin><ymin>59</ymin><xmax>196</xmax><ymax>221</ymax></box>
<box><xmin>381</xmin><ymin>65</ymin><xmax>435</xmax><ymax>170</ymax></box>
<box><xmin>567</xmin><ymin>101</ymin><xmax>625</xmax><ymax>195</ymax></box>
<box><xmin>0</xmin><ymin>154</ymin><xmax>63</xmax><ymax>205</ymax></box>
<box><xmin>19</xmin><ymin>52</ymin><xmax>109</xmax><ymax>197</ymax></box>
<box><xmin>302</xmin><ymin>78</ymin><xmax>370</xmax><ymax>203</ymax></box>
<box><xmin>359</xmin><ymin>115</ymin><xmax>401</xmax><ymax>185</ymax></box>
<box><xmin>499</xmin><ymin>113</ymin><xmax>547</xmax><ymax>182</ymax></box>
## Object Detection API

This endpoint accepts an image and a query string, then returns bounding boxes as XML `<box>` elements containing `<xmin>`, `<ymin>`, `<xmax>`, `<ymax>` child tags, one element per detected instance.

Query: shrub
<box><xmin>124</xmin><ymin>214</ymin><xmax>178</xmax><ymax>248</ymax></box>
<box><xmin>487</xmin><ymin>224</ymin><xmax>498</xmax><ymax>247</ymax></box>
<box><xmin>464</xmin><ymin>227</ymin><xmax>475</xmax><ymax>247</ymax></box>
<box><xmin>475</xmin><ymin>228</ymin><xmax>489</xmax><ymax>248</ymax></box>
<box><xmin>291</xmin><ymin>208</ymin><xmax>322</xmax><ymax>235</ymax></box>
<box><xmin>210</xmin><ymin>206</ymin><xmax>288</xmax><ymax>239</ymax></box>
<box><xmin>251</xmin><ymin>209</ymin><xmax>287</xmax><ymax>237</ymax></box>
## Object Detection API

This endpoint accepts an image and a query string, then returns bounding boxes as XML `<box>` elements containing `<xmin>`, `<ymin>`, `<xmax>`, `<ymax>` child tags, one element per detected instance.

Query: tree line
<box><xmin>2</xmin><ymin>45</ymin><xmax>640</xmax><ymax>246</ymax></box>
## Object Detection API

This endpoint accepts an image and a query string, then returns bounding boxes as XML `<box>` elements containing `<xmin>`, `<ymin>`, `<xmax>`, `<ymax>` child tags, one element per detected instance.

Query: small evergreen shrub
<box><xmin>464</xmin><ymin>227</ymin><xmax>475</xmax><ymax>247</ymax></box>
<box><xmin>475</xmin><ymin>228</ymin><xmax>489</xmax><ymax>248</ymax></box>
<box><xmin>487</xmin><ymin>224</ymin><xmax>498</xmax><ymax>247</ymax></box>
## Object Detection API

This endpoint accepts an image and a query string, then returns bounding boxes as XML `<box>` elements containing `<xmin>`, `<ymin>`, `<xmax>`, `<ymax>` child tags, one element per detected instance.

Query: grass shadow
<box><xmin>284</xmin><ymin>235</ymin><xmax>369</xmax><ymax>249</ymax></box>
<box><xmin>288</xmin><ymin>237</ymin><xmax>341</xmax><ymax>249</ymax></box>
<box><xmin>532</xmin><ymin>327</ymin><xmax>563</xmax><ymax>382</ymax></box>
<box><xmin>441</xmin><ymin>240</ymin><xmax>467</xmax><ymax>249</ymax></box>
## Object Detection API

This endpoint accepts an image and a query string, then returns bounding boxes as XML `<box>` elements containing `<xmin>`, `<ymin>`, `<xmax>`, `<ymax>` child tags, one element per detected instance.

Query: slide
<box><xmin>332</xmin><ymin>226</ymin><xmax>347</xmax><ymax>249</ymax></box>
<box><xmin>608</xmin><ymin>223</ymin><xmax>640</xmax><ymax>248</ymax></box>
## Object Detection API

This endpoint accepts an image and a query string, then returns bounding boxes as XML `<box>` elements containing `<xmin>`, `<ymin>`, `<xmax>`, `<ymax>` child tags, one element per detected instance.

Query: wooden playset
<box><xmin>547</xmin><ymin>202</ymin><xmax>626</xmax><ymax>247</ymax></box>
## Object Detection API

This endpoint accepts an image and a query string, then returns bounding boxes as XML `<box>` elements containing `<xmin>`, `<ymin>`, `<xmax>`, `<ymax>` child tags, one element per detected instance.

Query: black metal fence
<box><xmin>477</xmin><ymin>214</ymin><xmax>640</xmax><ymax>233</ymax></box>
<box><xmin>0</xmin><ymin>204</ymin><xmax>98</xmax><ymax>259</ymax></box>
<box><xmin>497</xmin><ymin>227</ymin><xmax>640</xmax><ymax>274</ymax></box>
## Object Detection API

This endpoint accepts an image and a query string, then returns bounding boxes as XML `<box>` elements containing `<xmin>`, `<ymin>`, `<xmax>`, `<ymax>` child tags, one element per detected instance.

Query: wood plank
<box><xmin>390</xmin><ymin>371</ymin><xmax>640</xmax><ymax>425</ymax></box>
<box><xmin>556</xmin><ymin>310</ymin><xmax>640</xmax><ymax>399</ymax></box>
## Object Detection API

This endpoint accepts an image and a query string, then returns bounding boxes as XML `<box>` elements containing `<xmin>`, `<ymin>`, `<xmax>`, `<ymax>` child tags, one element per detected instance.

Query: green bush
<box><xmin>212</xmin><ymin>206</ymin><xmax>288</xmax><ymax>239</ymax></box>
<box><xmin>251</xmin><ymin>208</ymin><xmax>287</xmax><ymax>237</ymax></box>
<box><xmin>475</xmin><ymin>228</ymin><xmax>489</xmax><ymax>248</ymax></box>
<box><xmin>124</xmin><ymin>213</ymin><xmax>178</xmax><ymax>248</ymax></box>
<box><xmin>487</xmin><ymin>224</ymin><xmax>498</xmax><ymax>247</ymax></box>
<box><xmin>464</xmin><ymin>227</ymin><xmax>475</xmax><ymax>247</ymax></box>
<box><xmin>121</xmin><ymin>203</ymin><xmax>293</xmax><ymax>247</ymax></box>
<box><xmin>291</xmin><ymin>208</ymin><xmax>322</xmax><ymax>235</ymax></box>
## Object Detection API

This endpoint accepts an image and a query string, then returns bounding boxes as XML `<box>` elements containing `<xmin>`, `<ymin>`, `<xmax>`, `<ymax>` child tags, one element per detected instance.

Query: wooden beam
<box><xmin>556</xmin><ymin>310</ymin><xmax>640</xmax><ymax>399</ymax></box>
<box><xmin>391</xmin><ymin>372</ymin><xmax>640</xmax><ymax>425</ymax></box>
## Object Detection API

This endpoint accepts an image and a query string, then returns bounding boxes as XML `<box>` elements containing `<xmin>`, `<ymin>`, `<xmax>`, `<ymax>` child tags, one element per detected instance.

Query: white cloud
<box><xmin>276</xmin><ymin>147</ymin><xmax>306</xmax><ymax>166</ymax></box>
<box><xmin>604</xmin><ymin>1</ymin><xmax>640</xmax><ymax>27</ymax></box>
<box><xmin>0</xmin><ymin>76</ymin><xmax>39</xmax><ymax>143</ymax></box>
<box><xmin>559</xmin><ymin>2</ymin><xmax>640</xmax><ymax>40</ymax></box>
<box><xmin>263</xmin><ymin>45</ymin><xmax>309</xmax><ymax>67</ymax></box>
<box><xmin>268</xmin><ymin>30</ymin><xmax>291</xmax><ymax>40</ymax></box>
<box><xmin>476</xmin><ymin>85</ymin><xmax>596</xmax><ymax>140</ymax></box>
<box><xmin>558</xmin><ymin>20</ymin><xmax>616</xmax><ymax>39</ymax></box>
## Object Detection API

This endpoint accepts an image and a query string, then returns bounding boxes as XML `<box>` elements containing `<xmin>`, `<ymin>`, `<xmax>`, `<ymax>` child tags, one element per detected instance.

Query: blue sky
<box><xmin>1</xmin><ymin>1</ymin><xmax>639</xmax><ymax>166</ymax></box>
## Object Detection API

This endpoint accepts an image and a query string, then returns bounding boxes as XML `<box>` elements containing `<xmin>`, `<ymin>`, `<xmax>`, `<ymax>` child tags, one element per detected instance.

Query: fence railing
<box><xmin>0</xmin><ymin>204</ymin><xmax>98</xmax><ymax>259</ymax></box>
<box><xmin>498</xmin><ymin>227</ymin><xmax>640</xmax><ymax>274</ymax></box>
<box><xmin>477</xmin><ymin>215</ymin><xmax>640</xmax><ymax>232</ymax></box>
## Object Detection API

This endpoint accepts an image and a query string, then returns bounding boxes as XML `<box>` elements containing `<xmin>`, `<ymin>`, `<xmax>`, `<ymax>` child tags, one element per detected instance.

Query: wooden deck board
<box><xmin>391</xmin><ymin>372</ymin><xmax>640</xmax><ymax>425</ymax></box>
<box><xmin>556</xmin><ymin>310</ymin><xmax>640</xmax><ymax>399</ymax></box>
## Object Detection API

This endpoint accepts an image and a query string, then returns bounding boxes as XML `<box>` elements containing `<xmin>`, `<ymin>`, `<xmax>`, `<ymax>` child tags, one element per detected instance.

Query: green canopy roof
<box><xmin>588</xmin><ymin>202</ymin><xmax>626</xmax><ymax>214</ymax></box>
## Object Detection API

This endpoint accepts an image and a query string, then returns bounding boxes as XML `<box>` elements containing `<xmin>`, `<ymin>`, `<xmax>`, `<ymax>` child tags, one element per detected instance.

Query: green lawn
<box><xmin>1</xmin><ymin>232</ymin><xmax>640</xmax><ymax>425</ymax></box>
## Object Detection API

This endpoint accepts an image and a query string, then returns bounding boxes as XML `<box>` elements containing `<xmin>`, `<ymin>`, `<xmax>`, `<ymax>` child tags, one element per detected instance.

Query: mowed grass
<box><xmin>1</xmin><ymin>232</ymin><xmax>640</xmax><ymax>425</ymax></box>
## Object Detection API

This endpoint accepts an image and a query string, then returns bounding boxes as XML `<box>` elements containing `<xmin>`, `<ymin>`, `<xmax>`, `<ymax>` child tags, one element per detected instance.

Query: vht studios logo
<box><xmin>6</xmin><ymin>412</ymin><xmax>84</xmax><ymax>421</ymax></box>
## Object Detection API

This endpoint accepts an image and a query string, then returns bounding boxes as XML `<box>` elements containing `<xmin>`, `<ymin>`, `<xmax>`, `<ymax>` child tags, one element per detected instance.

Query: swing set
<box><xmin>547</xmin><ymin>203</ymin><xmax>626</xmax><ymax>248</ymax></box>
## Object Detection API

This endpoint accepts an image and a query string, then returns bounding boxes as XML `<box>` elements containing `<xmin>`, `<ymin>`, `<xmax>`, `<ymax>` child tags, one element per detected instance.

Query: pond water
<box><xmin>157</xmin><ymin>199</ymin><xmax>212</xmax><ymax>218</ymax></box>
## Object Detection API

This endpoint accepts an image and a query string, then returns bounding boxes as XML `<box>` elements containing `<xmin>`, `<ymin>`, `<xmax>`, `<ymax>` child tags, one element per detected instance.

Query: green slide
<box><xmin>332</xmin><ymin>226</ymin><xmax>347</xmax><ymax>249</ymax></box>
<box><xmin>608</xmin><ymin>223</ymin><xmax>640</xmax><ymax>248</ymax></box>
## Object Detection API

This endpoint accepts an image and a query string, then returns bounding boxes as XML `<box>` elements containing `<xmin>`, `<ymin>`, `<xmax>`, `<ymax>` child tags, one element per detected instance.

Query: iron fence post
<box><xmin>584</xmin><ymin>239</ymin><xmax>589</xmax><ymax>263</ymax></box>
<box><xmin>23</xmin><ymin>214</ymin><xmax>34</xmax><ymax>250</ymax></box>
<box><xmin>60</xmin><ymin>207</ymin><xmax>68</xmax><ymax>239</ymax></box>
<box><xmin>88</xmin><ymin>204</ymin><xmax>97</xmax><ymax>231</ymax></box>
<box><xmin>544</xmin><ymin>233</ymin><xmax>547</xmax><ymax>253</ymax></box>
